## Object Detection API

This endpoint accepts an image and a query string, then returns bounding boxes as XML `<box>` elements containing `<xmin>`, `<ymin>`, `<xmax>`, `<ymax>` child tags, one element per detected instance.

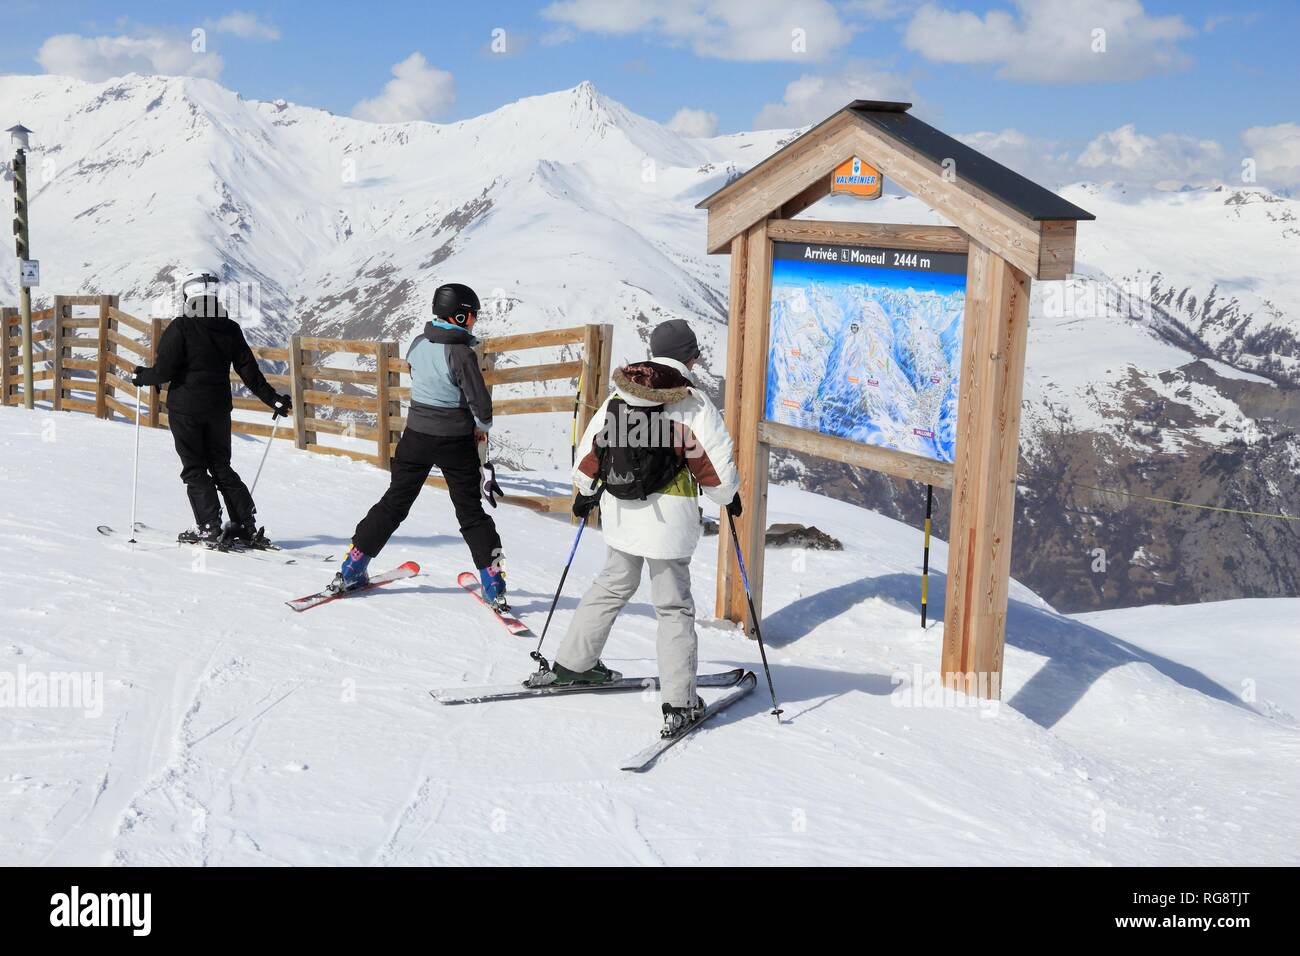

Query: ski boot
<box><xmin>218</xmin><ymin>520</ymin><xmax>263</xmax><ymax>548</ymax></box>
<box><xmin>525</xmin><ymin>659</ymin><xmax>622</xmax><ymax>689</ymax></box>
<box><xmin>221</xmin><ymin>520</ymin><xmax>274</xmax><ymax>550</ymax></box>
<box><xmin>178</xmin><ymin>524</ymin><xmax>222</xmax><ymax>546</ymax></box>
<box><xmin>327</xmin><ymin>544</ymin><xmax>372</xmax><ymax>594</ymax></box>
<box><xmin>660</xmin><ymin>696</ymin><xmax>706</xmax><ymax>739</ymax></box>
<box><xmin>478</xmin><ymin>561</ymin><xmax>509</xmax><ymax>613</ymax></box>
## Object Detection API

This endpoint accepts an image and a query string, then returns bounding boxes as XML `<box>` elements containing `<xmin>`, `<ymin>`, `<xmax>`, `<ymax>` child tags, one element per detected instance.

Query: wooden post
<box><xmin>583</xmin><ymin>323</ymin><xmax>614</xmax><ymax>526</ymax></box>
<box><xmin>51</xmin><ymin>295</ymin><xmax>66</xmax><ymax>411</ymax></box>
<box><xmin>716</xmin><ymin>232</ymin><xmax>751</xmax><ymax>621</ymax></box>
<box><xmin>717</xmin><ymin>219</ymin><xmax>774</xmax><ymax>630</ymax></box>
<box><xmin>387</xmin><ymin>341</ymin><xmax>402</xmax><ymax>462</ymax></box>
<box><xmin>570</xmin><ymin>324</ymin><xmax>602</xmax><ymax>521</ymax></box>
<box><xmin>735</xmin><ymin>221</ymin><xmax>773</xmax><ymax>629</ymax></box>
<box><xmin>374</xmin><ymin>341</ymin><xmax>395</xmax><ymax>470</ymax></box>
<box><xmin>148</xmin><ymin>318</ymin><xmax>163</xmax><ymax>427</ymax></box>
<box><xmin>941</xmin><ymin>243</ymin><xmax>1032</xmax><ymax>699</ymax></box>
<box><xmin>574</xmin><ymin>325</ymin><xmax>601</xmax><ymax>446</ymax></box>
<box><xmin>94</xmin><ymin>295</ymin><xmax>115</xmax><ymax>418</ymax></box>
<box><xmin>288</xmin><ymin>335</ymin><xmax>311</xmax><ymax>449</ymax></box>
<box><xmin>593</xmin><ymin>324</ymin><xmax>613</xmax><ymax>407</ymax></box>
<box><xmin>1</xmin><ymin>307</ymin><xmax>14</xmax><ymax>406</ymax></box>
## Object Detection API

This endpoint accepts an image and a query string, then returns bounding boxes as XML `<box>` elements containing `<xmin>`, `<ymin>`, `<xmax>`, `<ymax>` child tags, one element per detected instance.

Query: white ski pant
<box><xmin>556</xmin><ymin>547</ymin><xmax>698</xmax><ymax>707</ymax></box>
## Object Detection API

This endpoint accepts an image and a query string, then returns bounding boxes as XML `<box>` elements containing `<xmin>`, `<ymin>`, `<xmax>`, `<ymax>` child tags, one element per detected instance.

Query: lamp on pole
<box><xmin>8</xmin><ymin>123</ymin><xmax>35</xmax><ymax>410</ymax></box>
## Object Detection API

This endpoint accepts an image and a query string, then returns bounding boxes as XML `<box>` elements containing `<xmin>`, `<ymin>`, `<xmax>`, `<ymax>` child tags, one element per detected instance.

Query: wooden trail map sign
<box><xmin>695</xmin><ymin>99</ymin><xmax>1094</xmax><ymax>698</ymax></box>
<box><xmin>765</xmin><ymin>240</ymin><xmax>967</xmax><ymax>464</ymax></box>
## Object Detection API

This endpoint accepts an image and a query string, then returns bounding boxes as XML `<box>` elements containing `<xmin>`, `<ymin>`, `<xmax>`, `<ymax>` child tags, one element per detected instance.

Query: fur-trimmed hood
<box><xmin>612</xmin><ymin>359</ymin><xmax>693</xmax><ymax>407</ymax></box>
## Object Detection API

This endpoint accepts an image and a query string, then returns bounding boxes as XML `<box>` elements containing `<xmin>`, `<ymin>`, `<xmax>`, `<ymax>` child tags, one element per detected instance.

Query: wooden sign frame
<box><xmin>697</xmin><ymin>100</ymin><xmax>1093</xmax><ymax>699</ymax></box>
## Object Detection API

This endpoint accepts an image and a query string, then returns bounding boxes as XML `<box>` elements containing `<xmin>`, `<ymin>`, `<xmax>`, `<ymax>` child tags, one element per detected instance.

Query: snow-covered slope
<box><xmin>1</xmin><ymin>406</ymin><xmax>1295</xmax><ymax>865</ymax></box>
<box><xmin>2</xmin><ymin>72</ymin><xmax>1298</xmax><ymax>613</ymax></box>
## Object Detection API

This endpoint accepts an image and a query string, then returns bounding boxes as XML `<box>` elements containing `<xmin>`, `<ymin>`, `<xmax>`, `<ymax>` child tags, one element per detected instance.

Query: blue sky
<box><xmin>4</xmin><ymin>1</ymin><xmax>1298</xmax><ymax>185</ymax></box>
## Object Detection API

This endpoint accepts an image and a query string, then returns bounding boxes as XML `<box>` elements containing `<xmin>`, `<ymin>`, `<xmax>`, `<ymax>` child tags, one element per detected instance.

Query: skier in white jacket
<box><xmin>531</xmin><ymin>319</ymin><xmax>741</xmax><ymax>736</ymax></box>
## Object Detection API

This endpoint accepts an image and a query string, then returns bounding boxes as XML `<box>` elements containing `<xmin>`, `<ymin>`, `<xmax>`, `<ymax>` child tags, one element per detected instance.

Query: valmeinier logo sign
<box><xmin>49</xmin><ymin>886</ymin><xmax>151</xmax><ymax>936</ymax></box>
<box><xmin>831</xmin><ymin>156</ymin><xmax>883</xmax><ymax>199</ymax></box>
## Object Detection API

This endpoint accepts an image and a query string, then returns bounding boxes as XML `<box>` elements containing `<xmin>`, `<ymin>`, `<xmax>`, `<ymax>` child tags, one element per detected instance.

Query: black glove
<box><xmin>572</xmin><ymin>491</ymin><xmax>601</xmax><ymax>519</ymax></box>
<box><xmin>271</xmin><ymin>393</ymin><xmax>292</xmax><ymax>417</ymax></box>
<box><xmin>127</xmin><ymin>366</ymin><xmax>144</xmax><ymax>387</ymax></box>
<box><xmin>480</xmin><ymin>460</ymin><xmax>504</xmax><ymax>508</ymax></box>
<box><xmin>726</xmin><ymin>493</ymin><xmax>743</xmax><ymax>518</ymax></box>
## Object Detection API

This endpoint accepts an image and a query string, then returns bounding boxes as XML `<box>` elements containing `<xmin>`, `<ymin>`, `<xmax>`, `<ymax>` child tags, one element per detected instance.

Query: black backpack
<box><xmin>594</xmin><ymin>398</ymin><xmax>686</xmax><ymax>500</ymax></box>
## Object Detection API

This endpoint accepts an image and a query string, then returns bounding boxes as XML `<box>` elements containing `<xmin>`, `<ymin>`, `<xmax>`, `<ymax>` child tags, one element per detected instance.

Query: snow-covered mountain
<box><xmin>0</xmin><ymin>74</ymin><xmax>778</xmax><ymax>366</ymax></box>
<box><xmin>2</xmin><ymin>73</ymin><xmax>1297</xmax><ymax>611</ymax></box>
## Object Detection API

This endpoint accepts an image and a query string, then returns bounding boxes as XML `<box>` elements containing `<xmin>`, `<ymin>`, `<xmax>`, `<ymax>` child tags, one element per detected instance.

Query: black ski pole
<box><xmin>530</xmin><ymin>511</ymin><xmax>590</xmax><ymax>672</ymax></box>
<box><xmin>921</xmin><ymin>483</ymin><xmax>933</xmax><ymax>629</ymax></box>
<box><xmin>726</xmin><ymin>509</ymin><xmax>783</xmax><ymax>721</ymax></box>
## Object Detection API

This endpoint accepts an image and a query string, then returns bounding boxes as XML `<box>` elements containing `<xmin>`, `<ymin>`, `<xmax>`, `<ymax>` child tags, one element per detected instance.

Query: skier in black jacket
<box><xmin>129</xmin><ymin>272</ymin><xmax>292</xmax><ymax>545</ymax></box>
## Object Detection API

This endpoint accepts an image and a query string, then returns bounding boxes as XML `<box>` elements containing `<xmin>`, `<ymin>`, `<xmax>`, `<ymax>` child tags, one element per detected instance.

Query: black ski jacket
<box><xmin>135</xmin><ymin>304</ymin><xmax>280</xmax><ymax>416</ymax></box>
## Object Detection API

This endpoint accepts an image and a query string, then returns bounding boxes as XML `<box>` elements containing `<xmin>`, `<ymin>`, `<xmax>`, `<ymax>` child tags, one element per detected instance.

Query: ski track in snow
<box><xmin>1</xmin><ymin>407</ymin><xmax>1297</xmax><ymax>865</ymax></box>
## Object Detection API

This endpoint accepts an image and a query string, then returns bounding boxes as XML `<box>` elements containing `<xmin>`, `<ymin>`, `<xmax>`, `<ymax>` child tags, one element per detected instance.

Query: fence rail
<box><xmin>3</xmin><ymin>295</ymin><xmax>613</xmax><ymax>514</ymax></box>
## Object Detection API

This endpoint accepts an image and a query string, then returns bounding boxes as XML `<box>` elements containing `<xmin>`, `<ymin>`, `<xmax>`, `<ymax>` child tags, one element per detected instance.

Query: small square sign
<box><xmin>20</xmin><ymin>259</ymin><xmax>39</xmax><ymax>287</ymax></box>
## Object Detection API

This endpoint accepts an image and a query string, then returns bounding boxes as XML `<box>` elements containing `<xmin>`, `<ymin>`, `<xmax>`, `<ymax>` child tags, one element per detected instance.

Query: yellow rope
<box><xmin>1020</xmin><ymin>476</ymin><xmax>1300</xmax><ymax>522</ymax></box>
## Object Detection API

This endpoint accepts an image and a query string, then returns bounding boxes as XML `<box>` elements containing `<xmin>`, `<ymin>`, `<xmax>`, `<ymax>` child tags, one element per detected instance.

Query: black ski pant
<box><xmin>168</xmin><ymin>409</ymin><xmax>257</xmax><ymax>530</ymax></box>
<box><xmin>352</xmin><ymin>428</ymin><xmax>501</xmax><ymax>568</ymax></box>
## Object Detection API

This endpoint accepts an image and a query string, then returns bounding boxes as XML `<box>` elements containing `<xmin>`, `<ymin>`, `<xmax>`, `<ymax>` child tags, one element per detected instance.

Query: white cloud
<box><xmin>953</xmin><ymin>124</ymin><xmax>1230</xmax><ymax>189</ymax></box>
<box><xmin>903</xmin><ymin>0</ymin><xmax>1193</xmax><ymax>82</ymax></box>
<box><xmin>351</xmin><ymin>52</ymin><xmax>455</xmax><ymax>124</ymax></box>
<box><xmin>542</xmin><ymin>0</ymin><xmax>852</xmax><ymax>61</ymax></box>
<box><xmin>207</xmin><ymin>11</ymin><xmax>280</xmax><ymax>41</ymax></box>
<box><xmin>666</xmin><ymin>107</ymin><xmax>719</xmax><ymax>138</ymax></box>
<box><xmin>843</xmin><ymin>0</ymin><xmax>913</xmax><ymax>18</ymax></box>
<box><xmin>754</xmin><ymin>61</ymin><xmax>915</xmax><ymax>129</ymax></box>
<box><xmin>539</xmin><ymin>26</ymin><xmax>577</xmax><ymax>46</ymax></box>
<box><xmin>36</xmin><ymin>31</ymin><xmax>223</xmax><ymax>81</ymax></box>
<box><xmin>1076</xmin><ymin>124</ymin><xmax>1225</xmax><ymax>184</ymax></box>
<box><xmin>1242</xmin><ymin>123</ymin><xmax>1300</xmax><ymax>188</ymax></box>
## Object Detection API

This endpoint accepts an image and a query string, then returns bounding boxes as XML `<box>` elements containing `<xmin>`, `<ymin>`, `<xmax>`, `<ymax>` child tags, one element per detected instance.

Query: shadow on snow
<box><xmin>761</xmin><ymin>571</ymin><xmax>1257</xmax><ymax>729</ymax></box>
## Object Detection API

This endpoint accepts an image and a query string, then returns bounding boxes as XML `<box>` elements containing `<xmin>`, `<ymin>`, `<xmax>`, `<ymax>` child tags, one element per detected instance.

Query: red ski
<box><xmin>286</xmin><ymin>561</ymin><xmax>422</xmax><ymax>612</ymax></box>
<box><xmin>457</xmin><ymin>571</ymin><xmax>534</xmax><ymax>638</ymax></box>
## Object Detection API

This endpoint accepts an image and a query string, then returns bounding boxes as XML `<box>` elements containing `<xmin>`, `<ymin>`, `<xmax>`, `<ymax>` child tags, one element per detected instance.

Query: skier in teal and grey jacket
<box><xmin>329</xmin><ymin>283</ymin><xmax>508</xmax><ymax>606</ymax></box>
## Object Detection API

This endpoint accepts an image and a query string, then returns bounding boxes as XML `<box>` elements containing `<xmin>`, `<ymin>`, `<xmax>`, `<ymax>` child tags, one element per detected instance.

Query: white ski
<box><xmin>431</xmin><ymin>668</ymin><xmax>748</xmax><ymax>705</ymax></box>
<box><xmin>620</xmin><ymin>671</ymin><xmax>758</xmax><ymax>772</ymax></box>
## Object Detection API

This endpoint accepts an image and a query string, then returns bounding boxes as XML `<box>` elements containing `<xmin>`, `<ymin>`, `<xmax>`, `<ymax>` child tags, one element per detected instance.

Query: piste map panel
<box><xmin>764</xmin><ymin>240</ymin><xmax>968</xmax><ymax>463</ymax></box>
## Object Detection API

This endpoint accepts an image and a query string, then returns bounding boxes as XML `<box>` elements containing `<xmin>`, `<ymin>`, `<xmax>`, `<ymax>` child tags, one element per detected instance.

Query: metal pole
<box><xmin>248</xmin><ymin>411</ymin><xmax>282</xmax><ymax>496</ymax></box>
<box><xmin>726</xmin><ymin>510</ymin><xmax>783</xmax><ymax>721</ymax></box>
<box><xmin>12</xmin><ymin>147</ymin><xmax>34</xmax><ymax>410</ymax></box>
<box><xmin>921</xmin><ymin>484</ymin><xmax>934</xmax><ymax>628</ymax></box>
<box><xmin>128</xmin><ymin>384</ymin><xmax>142</xmax><ymax>544</ymax></box>
<box><xmin>530</xmin><ymin>514</ymin><xmax>589</xmax><ymax>669</ymax></box>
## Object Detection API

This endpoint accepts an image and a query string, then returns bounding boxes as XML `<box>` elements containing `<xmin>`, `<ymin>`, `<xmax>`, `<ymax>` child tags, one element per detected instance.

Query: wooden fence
<box><xmin>3</xmin><ymin>296</ymin><xmax>613</xmax><ymax>514</ymax></box>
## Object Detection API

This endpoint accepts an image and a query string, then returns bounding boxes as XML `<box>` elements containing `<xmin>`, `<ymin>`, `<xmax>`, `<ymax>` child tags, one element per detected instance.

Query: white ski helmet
<box><xmin>181</xmin><ymin>270</ymin><xmax>221</xmax><ymax>301</ymax></box>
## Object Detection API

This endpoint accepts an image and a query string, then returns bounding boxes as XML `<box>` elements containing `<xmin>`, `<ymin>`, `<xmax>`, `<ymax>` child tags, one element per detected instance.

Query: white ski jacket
<box><xmin>573</xmin><ymin>356</ymin><xmax>739</xmax><ymax>560</ymax></box>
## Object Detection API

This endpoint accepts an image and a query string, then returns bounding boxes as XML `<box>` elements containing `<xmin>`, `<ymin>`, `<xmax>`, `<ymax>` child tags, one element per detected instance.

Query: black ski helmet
<box><xmin>431</xmin><ymin>283</ymin><xmax>480</xmax><ymax>325</ymax></box>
